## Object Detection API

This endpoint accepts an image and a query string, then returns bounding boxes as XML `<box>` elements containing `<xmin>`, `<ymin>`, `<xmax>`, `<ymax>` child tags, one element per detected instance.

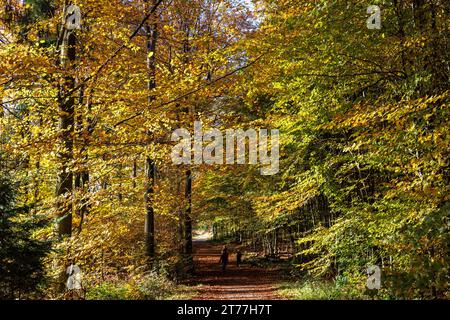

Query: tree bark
<box><xmin>56</xmin><ymin>30</ymin><xmax>76</xmax><ymax>237</ymax></box>
<box><xmin>144</xmin><ymin>0</ymin><xmax>159</xmax><ymax>259</ymax></box>
<box><xmin>184</xmin><ymin>169</ymin><xmax>193</xmax><ymax>256</ymax></box>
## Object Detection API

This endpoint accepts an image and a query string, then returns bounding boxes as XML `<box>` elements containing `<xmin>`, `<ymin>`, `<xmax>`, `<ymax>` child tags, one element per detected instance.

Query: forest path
<box><xmin>185</xmin><ymin>241</ymin><xmax>285</xmax><ymax>300</ymax></box>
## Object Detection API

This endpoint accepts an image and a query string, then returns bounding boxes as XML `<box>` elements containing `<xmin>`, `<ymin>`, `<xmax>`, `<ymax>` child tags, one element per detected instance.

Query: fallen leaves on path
<box><xmin>185</xmin><ymin>241</ymin><xmax>286</xmax><ymax>300</ymax></box>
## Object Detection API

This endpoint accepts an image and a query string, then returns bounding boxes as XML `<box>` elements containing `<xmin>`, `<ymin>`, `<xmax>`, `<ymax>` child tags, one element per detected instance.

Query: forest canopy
<box><xmin>0</xmin><ymin>0</ymin><xmax>448</xmax><ymax>300</ymax></box>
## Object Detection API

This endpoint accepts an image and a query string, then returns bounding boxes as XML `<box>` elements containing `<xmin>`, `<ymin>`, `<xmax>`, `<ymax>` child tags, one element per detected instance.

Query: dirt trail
<box><xmin>186</xmin><ymin>241</ymin><xmax>285</xmax><ymax>300</ymax></box>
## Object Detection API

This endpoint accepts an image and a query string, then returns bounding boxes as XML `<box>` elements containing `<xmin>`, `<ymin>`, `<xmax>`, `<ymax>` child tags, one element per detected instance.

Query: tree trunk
<box><xmin>144</xmin><ymin>0</ymin><xmax>158</xmax><ymax>260</ymax></box>
<box><xmin>145</xmin><ymin>156</ymin><xmax>155</xmax><ymax>257</ymax></box>
<box><xmin>56</xmin><ymin>29</ymin><xmax>76</xmax><ymax>237</ymax></box>
<box><xmin>184</xmin><ymin>169</ymin><xmax>193</xmax><ymax>256</ymax></box>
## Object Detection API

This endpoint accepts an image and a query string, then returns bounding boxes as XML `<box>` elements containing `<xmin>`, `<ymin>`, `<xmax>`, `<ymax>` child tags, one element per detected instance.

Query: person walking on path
<box><xmin>236</xmin><ymin>250</ymin><xmax>242</xmax><ymax>268</ymax></box>
<box><xmin>219</xmin><ymin>245</ymin><xmax>229</xmax><ymax>272</ymax></box>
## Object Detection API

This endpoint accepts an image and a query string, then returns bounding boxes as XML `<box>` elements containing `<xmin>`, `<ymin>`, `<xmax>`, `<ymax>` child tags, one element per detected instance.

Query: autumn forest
<box><xmin>0</xmin><ymin>0</ymin><xmax>448</xmax><ymax>300</ymax></box>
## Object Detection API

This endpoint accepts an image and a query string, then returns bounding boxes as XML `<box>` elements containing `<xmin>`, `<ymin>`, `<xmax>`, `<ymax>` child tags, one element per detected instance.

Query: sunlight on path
<box><xmin>193</xmin><ymin>230</ymin><xmax>213</xmax><ymax>241</ymax></box>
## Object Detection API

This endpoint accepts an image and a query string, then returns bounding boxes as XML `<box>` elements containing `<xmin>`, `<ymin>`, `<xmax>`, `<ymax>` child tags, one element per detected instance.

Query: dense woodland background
<box><xmin>0</xmin><ymin>0</ymin><xmax>448</xmax><ymax>300</ymax></box>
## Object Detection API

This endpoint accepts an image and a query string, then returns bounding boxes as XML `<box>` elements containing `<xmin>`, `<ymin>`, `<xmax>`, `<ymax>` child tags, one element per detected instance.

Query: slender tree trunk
<box><xmin>132</xmin><ymin>158</ymin><xmax>137</xmax><ymax>188</ymax></box>
<box><xmin>144</xmin><ymin>0</ymin><xmax>158</xmax><ymax>259</ymax></box>
<box><xmin>56</xmin><ymin>29</ymin><xmax>76</xmax><ymax>237</ymax></box>
<box><xmin>180</xmin><ymin>19</ymin><xmax>194</xmax><ymax>270</ymax></box>
<box><xmin>145</xmin><ymin>156</ymin><xmax>156</xmax><ymax>257</ymax></box>
<box><xmin>184</xmin><ymin>169</ymin><xmax>193</xmax><ymax>256</ymax></box>
<box><xmin>54</xmin><ymin>9</ymin><xmax>78</xmax><ymax>294</ymax></box>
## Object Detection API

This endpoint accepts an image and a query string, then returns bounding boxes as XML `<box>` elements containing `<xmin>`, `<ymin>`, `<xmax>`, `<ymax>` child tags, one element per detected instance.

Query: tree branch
<box><xmin>113</xmin><ymin>53</ymin><xmax>267</xmax><ymax>128</ymax></box>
